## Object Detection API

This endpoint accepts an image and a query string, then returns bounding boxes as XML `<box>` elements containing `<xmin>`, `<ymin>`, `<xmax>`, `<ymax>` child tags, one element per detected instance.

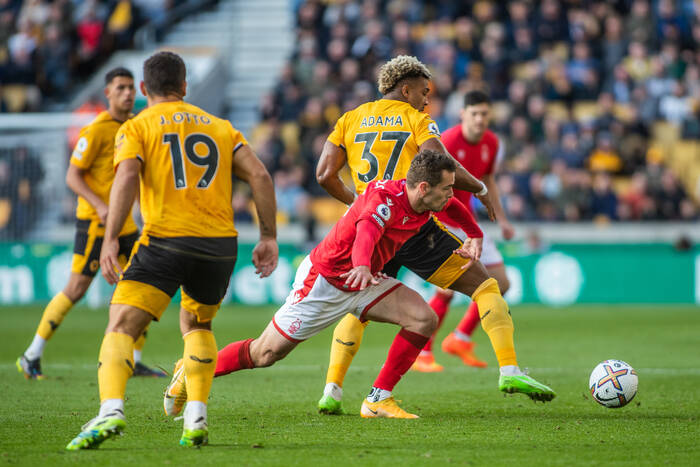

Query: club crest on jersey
<box><xmin>386</xmin><ymin>198</ymin><xmax>393</xmax><ymax>206</ymax></box>
<box><xmin>457</xmin><ymin>149</ymin><xmax>465</xmax><ymax>160</ymax></box>
<box><xmin>481</xmin><ymin>144</ymin><xmax>489</xmax><ymax>162</ymax></box>
<box><xmin>287</xmin><ymin>318</ymin><xmax>302</xmax><ymax>335</ymax></box>
<box><xmin>428</xmin><ymin>122</ymin><xmax>441</xmax><ymax>136</ymax></box>
<box><xmin>402</xmin><ymin>216</ymin><xmax>411</xmax><ymax>224</ymax></box>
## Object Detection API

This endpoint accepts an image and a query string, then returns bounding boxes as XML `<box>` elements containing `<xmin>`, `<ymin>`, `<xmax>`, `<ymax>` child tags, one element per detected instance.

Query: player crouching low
<box><xmin>165</xmin><ymin>150</ymin><xmax>483</xmax><ymax>419</ymax></box>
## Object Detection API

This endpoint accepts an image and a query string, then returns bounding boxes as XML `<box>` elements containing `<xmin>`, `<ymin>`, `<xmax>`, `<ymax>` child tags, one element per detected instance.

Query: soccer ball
<box><xmin>589</xmin><ymin>359</ymin><xmax>638</xmax><ymax>408</ymax></box>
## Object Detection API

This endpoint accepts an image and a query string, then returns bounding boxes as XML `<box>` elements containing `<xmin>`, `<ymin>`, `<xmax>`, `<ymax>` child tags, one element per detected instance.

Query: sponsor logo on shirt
<box><xmin>428</xmin><ymin>122</ymin><xmax>440</xmax><ymax>136</ymax></box>
<box><xmin>402</xmin><ymin>216</ymin><xmax>411</xmax><ymax>224</ymax></box>
<box><xmin>376</xmin><ymin>203</ymin><xmax>391</xmax><ymax>221</ymax></box>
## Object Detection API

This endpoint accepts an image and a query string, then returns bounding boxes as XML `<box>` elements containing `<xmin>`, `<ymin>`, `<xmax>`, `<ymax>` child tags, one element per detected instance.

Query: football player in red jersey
<box><xmin>164</xmin><ymin>150</ymin><xmax>483</xmax><ymax>418</ymax></box>
<box><xmin>414</xmin><ymin>90</ymin><xmax>517</xmax><ymax>372</ymax></box>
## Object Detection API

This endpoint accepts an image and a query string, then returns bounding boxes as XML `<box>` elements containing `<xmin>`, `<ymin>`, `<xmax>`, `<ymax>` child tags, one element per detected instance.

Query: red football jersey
<box><xmin>436</xmin><ymin>126</ymin><xmax>499</xmax><ymax>226</ymax></box>
<box><xmin>311</xmin><ymin>179</ymin><xmax>431</xmax><ymax>291</ymax></box>
<box><xmin>310</xmin><ymin>179</ymin><xmax>481</xmax><ymax>291</ymax></box>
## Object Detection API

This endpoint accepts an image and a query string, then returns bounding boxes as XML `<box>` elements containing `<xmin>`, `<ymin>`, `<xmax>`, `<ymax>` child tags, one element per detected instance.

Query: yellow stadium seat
<box><xmin>310</xmin><ymin>197</ymin><xmax>348</xmax><ymax>225</ymax></box>
<box><xmin>2</xmin><ymin>85</ymin><xmax>28</xmax><ymax>113</ymax></box>
<box><xmin>0</xmin><ymin>198</ymin><xmax>10</xmax><ymax>229</ymax></box>
<box><xmin>545</xmin><ymin>102</ymin><xmax>569</xmax><ymax>120</ymax></box>
<box><xmin>573</xmin><ymin>101</ymin><xmax>599</xmax><ymax>121</ymax></box>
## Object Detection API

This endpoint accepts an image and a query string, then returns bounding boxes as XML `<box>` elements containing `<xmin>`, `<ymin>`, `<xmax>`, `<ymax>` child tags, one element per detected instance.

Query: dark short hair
<box><xmin>406</xmin><ymin>149</ymin><xmax>456</xmax><ymax>188</ymax></box>
<box><xmin>105</xmin><ymin>67</ymin><xmax>133</xmax><ymax>85</ymax></box>
<box><xmin>143</xmin><ymin>51</ymin><xmax>186</xmax><ymax>97</ymax></box>
<box><xmin>464</xmin><ymin>89</ymin><xmax>490</xmax><ymax>108</ymax></box>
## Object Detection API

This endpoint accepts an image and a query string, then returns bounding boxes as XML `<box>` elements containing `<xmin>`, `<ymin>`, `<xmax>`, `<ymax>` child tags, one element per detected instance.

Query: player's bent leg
<box><xmin>360</xmin><ymin>285</ymin><xmax>437</xmax><ymax>418</ymax></box>
<box><xmin>457</xmin><ymin>271</ymin><xmax>555</xmax><ymax>402</ymax></box>
<box><xmin>67</xmin><ymin>303</ymin><xmax>153</xmax><ymax>450</ymax></box>
<box><xmin>179</xmin><ymin>308</ymin><xmax>216</xmax><ymax>447</ymax></box>
<box><xmin>319</xmin><ymin>314</ymin><xmax>369</xmax><ymax>414</ymax></box>
<box><xmin>19</xmin><ymin>274</ymin><xmax>92</xmax><ymax>380</ymax></box>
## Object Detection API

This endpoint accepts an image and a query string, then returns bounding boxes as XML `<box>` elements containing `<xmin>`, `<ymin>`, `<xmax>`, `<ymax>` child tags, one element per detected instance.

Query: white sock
<box><xmin>366</xmin><ymin>387</ymin><xmax>392</xmax><ymax>403</ymax></box>
<box><xmin>98</xmin><ymin>399</ymin><xmax>125</xmax><ymax>418</ymax></box>
<box><xmin>133</xmin><ymin>349</ymin><xmax>142</xmax><ymax>364</ymax></box>
<box><xmin>25</xmin><ymin>334</ymin><xmax>46</xmax><ymax>360</ymax></box>
<box><xmin>453</xmin><ymin>330</ymin><xmax>471</xmax><ymax>342</ymax></box>
<box><xmin>499</xmin><ymin>365</ymin><xmax>523</xmax><ymax>376</ymax></box>
<box><xmin>183</xmin><ymin>401</ymin><xmax>207</xmax><ymax>429</ymax></box>
<box><xmin>418</xmin><ymin>350</ymin><xmax>432</xmax><ymax>357</ymax></box>
<box><xmin>323</xmin><ymin>382</ymin><xmax>343</xmax><ymax>401</ymax></box>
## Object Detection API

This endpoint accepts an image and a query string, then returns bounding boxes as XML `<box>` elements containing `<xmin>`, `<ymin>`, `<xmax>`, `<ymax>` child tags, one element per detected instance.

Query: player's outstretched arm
<box><xmin>419</xmin><ymin>137</ymin><xmax>495</xmax><ymax>221</ymax></box>
<box><xmin>100</xmin><ymin>158</ymin><xmax>140</xmax><ymax>284</ymax></box>
<box><xmin>316</xmin><ymin>141</ymin><xmax>356</xmax><ymax>205</ymax></box>
<box><xmin>233</xmin><ymin>145</ymin><xmax>278</xmax><ymax>277</ymax></box>
<box><xmin>66</xmin><ymin>164</ymin><xmax>109</xmax><ymax>223</ymax></box>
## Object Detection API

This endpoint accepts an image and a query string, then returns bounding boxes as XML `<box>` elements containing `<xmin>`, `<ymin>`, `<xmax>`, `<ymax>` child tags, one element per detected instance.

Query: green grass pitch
<box><xmin>1</xmin><ymin>304</ymin><xmax>698</xmax><ymax>466</ymax></box>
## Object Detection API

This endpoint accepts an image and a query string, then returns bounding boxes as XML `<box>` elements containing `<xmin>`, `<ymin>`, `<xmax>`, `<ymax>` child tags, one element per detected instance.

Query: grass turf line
<box><xmin>1</xmin><ymin>304</ymin><xmax>698</xmax><ymax>466</ymax></box>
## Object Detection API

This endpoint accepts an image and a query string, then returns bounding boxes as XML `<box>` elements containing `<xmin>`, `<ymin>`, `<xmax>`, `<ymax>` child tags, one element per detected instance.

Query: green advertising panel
<box><xmin>0</xmin><ymin>242</ymin><xmax>698</xmax><ymax>306</ymax></box>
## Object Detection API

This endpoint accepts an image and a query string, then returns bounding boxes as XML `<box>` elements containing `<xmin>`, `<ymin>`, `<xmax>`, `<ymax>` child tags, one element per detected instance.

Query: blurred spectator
<box><xmin>590</xmin><ymin>172</ymin><xmax>618</xmax><ymax>221</ymax></box>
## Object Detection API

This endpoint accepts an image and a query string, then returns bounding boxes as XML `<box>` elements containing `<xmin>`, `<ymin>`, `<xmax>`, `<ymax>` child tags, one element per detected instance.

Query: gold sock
<box><xmin>133</xmin><ymin>325</ymin><xmax>149</xmax><ymax>352</ymax></box>
<box><xmin>36</xmin><ymin>292</ymin><xmax>73</xmax><ymax>340</ymax></box>
<box><xmin>326</xmin><ymin>314</ymin><xmax>369</xmax><ymax>386</ymax></box>
<box><xmin>98</xmin><ymin>332</ymin><xmax>135</xmax><ymax>402</ymax></box>
<box><xmin>471</xmin><ymin>278</ymin><xmax>518</xmax><ymax>367</ymax></box>
<box><xmin>183</xmin><ymin>330</ymin><xmax>217</xmax><ymax>403</ymax></box>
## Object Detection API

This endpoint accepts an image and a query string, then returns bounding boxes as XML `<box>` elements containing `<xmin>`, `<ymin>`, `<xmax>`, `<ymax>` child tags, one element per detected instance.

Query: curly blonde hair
<box><xmin>377</xmin><ymin>55</ymin><xmax>432</xmax><ymax>95</ymax></box>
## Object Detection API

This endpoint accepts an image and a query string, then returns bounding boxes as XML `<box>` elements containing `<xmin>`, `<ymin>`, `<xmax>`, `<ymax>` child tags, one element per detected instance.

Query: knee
<box><xmin>63</xmin><ymin>278</ymin><xmax>91</xmax><ymax>302</ymax></box>
<box><xmin>497</xmin><ymin>276</ymin><xmax>510</xmax><ymax>295</ymax></box>
<box><xmin>413</xmin><ymin>306</ymin><xmax>438</xmax><ymax>336</ymax></box>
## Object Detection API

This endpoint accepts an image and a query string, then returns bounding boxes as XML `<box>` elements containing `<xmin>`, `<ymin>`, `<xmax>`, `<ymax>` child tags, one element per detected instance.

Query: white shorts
<box><xmin>272</xmin><ymin>256</ymin><xmax>402</xmax><ymax>342</ymax></box>
<box><xmin>446</xmin><ymin>226</ymin><xmax>503</xmax><ymax>267</ymax></box>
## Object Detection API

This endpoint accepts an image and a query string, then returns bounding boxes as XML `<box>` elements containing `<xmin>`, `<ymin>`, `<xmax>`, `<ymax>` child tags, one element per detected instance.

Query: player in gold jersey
<box><xmin>66</xmin><ymin>52</ymin><xmax>278</xmax><ymax>449</ymax></box>
<box><xmin>16</xmin><ymin>67</ymin><xmax>163</xmax><ymax>380</ymax></box>
<box><xmin>316</xmin><ymin>56</ymin><xmax>555</xmax><ymax>416</ymax></box>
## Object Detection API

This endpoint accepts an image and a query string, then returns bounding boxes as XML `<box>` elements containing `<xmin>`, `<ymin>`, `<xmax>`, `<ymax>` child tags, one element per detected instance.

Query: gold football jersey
<box><xmin>114</xmin><ymin>101</ymin><xmax>247</xmax><ymax>239</ymax></box>
<box><xmin>69</xmin><ymin>111</ymin><xmax>137</xmax><ymax>235</ymax></box>
<box><xmin>327</xmin><ymin>99</ymin><xmax>440</xmax><ymax>194</ymax></box>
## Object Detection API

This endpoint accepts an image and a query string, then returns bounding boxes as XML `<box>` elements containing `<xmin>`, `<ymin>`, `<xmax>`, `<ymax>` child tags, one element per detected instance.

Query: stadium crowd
<box><xmin>0</xmin><ymin>0</ymin><xmax>174</xmax><ymax>111</ymax></box>
<box><xmin>243</xmin><ymin>0</ymin><xmax>700</xmax><ymax>224</ymax></box>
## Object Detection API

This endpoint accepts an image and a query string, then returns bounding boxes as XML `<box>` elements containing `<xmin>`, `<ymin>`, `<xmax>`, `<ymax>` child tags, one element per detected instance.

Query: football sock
<box><xmin>423</xmin><ymin>292</ymin><xmax>452</xmax><ymax>352</ymax></box>
<box><xmin>456</xmin><ymin>301</ymin><xmax>481</xmax><ymax>337</ymax></box>
<box><xmin>366</xmin><ymin>387</ymin><xmax>392</xmax><ymax>403</ymax></box>
<box><xmin>214</xmin><ymin>338</ymin><xmax>254</xmax><ymax>376</ymax></box>
<box><xmin>373</xmin><ymin>329</ymin><xmax>429</xmax><ymax>391</ymax></box>
<box><xmin>98</xmin><ymin>398</ymin><xmax>125</xmax><ymax>419</ymax></box>
<box><xmin>325</xmin><ymin>314</ymin><xmax>369</xmax><ymax>387</ymax></box>
<box><xmin>323</xmin><ymin>382</ymin><xmax>343</xmax><ymax>400</ymax></box>
<box><xmin>499</xmin><ymin>365</ymin><xmax>523</xmax><ymax>376</ymax></box>
<box><xmin>98</xmin><ymin>332</ymin><xmax>135</xmax><ymax>402</ymax></box>
<box><xmin>471</xmin><ymin>278</ymin><xmax>517</xmax><ymax>367</ymax></box>
<box><xmin>132</xmin><ymin>327</ymin><xmax>148</xmax><ymax>363</ymax></box>
<box><xmin>183</xmin><ymin>401</ymin><xmax>207</xmax><ymax>428</ymax></box>
<box><xmin>454</xmin><ymin>329</ymin><xmax>472</xmax><ymax>342</ymax></box>
<box><xmin>35</xmin><ymin>292</ymin><xmax>73</xmax><ymax>342</ymax></box>
<box><xmin>183</xmin><ymin>330</ymin><xmax>217</xmax><ymax>403</ymax></box>
<box><xmin>24</xmin><ymin>335</ymin><xmax>46</xmax><ymax>361</ymax></box>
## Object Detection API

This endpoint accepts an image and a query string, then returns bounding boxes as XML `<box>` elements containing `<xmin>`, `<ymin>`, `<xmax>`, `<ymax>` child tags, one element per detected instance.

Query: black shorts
<box><xmin>71</xmin><ymin>219</ymin><xmax>138</xmax><ymax>277</ymax></box>
<box><xmin>120</xmin><ymin>237</ymin><xmax>237</xmax><ymax>306</ymax></box>
<box><xmin>382</xmin><ymin>216</ymin><xmax>467</xmax><ymax>288</ymax></box>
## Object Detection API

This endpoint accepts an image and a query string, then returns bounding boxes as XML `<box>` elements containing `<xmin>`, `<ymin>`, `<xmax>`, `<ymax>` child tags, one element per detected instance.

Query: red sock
<box><xmin>423</xmin><ymin>293</ymin><xmax>452</xmax><ymax>352</ymax></box>
<box><xmin>373</xmin><ymin>329</ymin><xmax>429</xmax><ymax>391</ymax></box>
<box><xmin>456</xmin><ymin>301</ymin><xmax>480</xmax><ymax>336</ymax></box>
<box><xmin>214</xmin><ymin>338</ymin><xmax>254</xmax><ymax>377</ymax></box>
